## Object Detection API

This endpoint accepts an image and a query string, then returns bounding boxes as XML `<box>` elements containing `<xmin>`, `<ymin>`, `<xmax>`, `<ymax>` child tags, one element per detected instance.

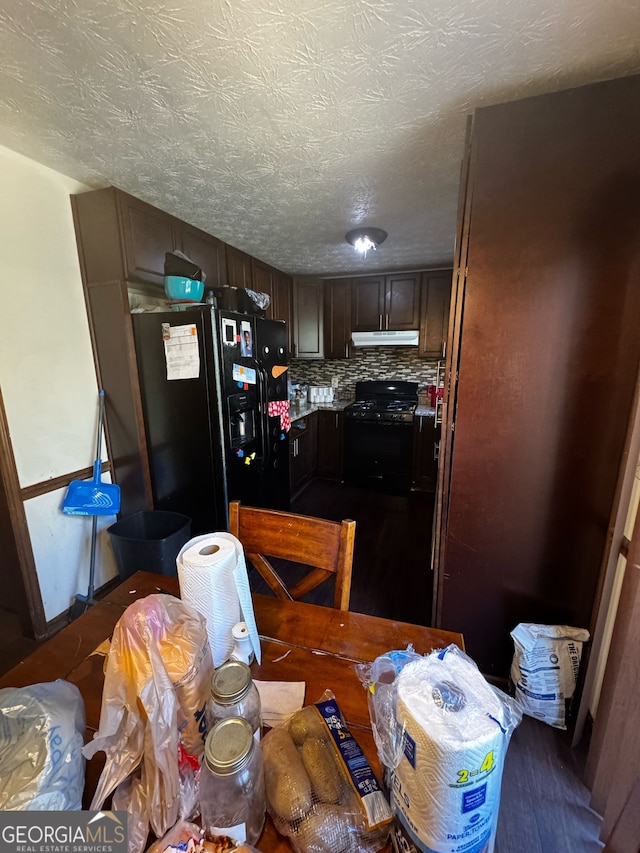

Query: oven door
<box><xmin>343</xmin><ymin>418</ymin><xmax>414</xmax><ymax>493</ymax></box>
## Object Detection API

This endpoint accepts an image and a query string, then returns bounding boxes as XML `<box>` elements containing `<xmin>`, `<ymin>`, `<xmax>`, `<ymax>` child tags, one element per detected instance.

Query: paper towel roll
<box><xmin>392</xmin><ymin>647</ymin><xmax>512</xmax><ymax>853</ymax></box>
<box><xmin>177</xmin><ymin>533</ymin><xmax>261</xmax><ymax>667</ymax></box>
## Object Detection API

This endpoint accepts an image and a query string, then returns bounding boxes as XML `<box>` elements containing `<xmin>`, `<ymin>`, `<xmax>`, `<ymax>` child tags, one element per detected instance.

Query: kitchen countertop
<box><xmin>289</xmin><ymin>401</ymin><xmax>436</xmax><ymax>421</ymax></box>
<box><xmin>289</xmin><ymin>400</ymin><xmax>350</xmax><ymax>421</ymax></box>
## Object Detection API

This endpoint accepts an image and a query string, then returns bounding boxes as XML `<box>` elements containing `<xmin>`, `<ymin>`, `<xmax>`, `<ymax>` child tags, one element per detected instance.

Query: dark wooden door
<box><xmin>434</xmin><ymin>75</ymin><xmax>640</xmax><ymax>676</ymax></box>
<box><xmin>385</xmin><ymin>273</ymin><xmax>420</xmax><ymax>330</ymax></box>
<box><xmin>351</xmin><ymin>277</ymin><xmax>386</xmax><ymax>331</ymax></box>
<box><xmin>293</xmin><ymin>279</ymin><xmax>324</xmax><ymax>359</ymax></box>
<box><xmin>324</xmin><ymin>279</ymin><xmax>352</xmax><ymax>359</ymax></box>
<box><xmin>226</xmin><ymin>245</ymin><xmax>253</xmax><ymax>289</ymax></box>
<box><xmin>118</xmin><ymin>193</ymin><xmax>180</xmax><ymax>287</ymax></box>
<box><xmin>252</xmin><ymin>260</ymin><xmax>275</xmax><ymax>319</ymax></box>
<box><xmin>317</xmin><ymin>410</ymin><xmax>343</xmax><ymax>480</ymax></box>
<box><xmin>181</xmin><ymin>225</ymin><xmax>226</xmax><ymax>293</ymax></box>
<box><xmin>412</xmin><ymin>415</ymin><xmax>438</xmax><ymax>491</ymax></box>
<box><xmin>273</xmin><ymin>271</ymin><xmax>294</xmax><ymax>351</ymax></box>
<box><xmin>419</xmin><ymin>270</ymin><xmax>452</xmax><ymax>358</ymax></box>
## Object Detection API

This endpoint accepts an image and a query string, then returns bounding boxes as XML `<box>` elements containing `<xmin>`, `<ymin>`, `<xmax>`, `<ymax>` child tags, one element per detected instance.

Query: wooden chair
<box><xmin>228</xmin><ymin>500</ymin><xmax>356</xmax><ymax>610</ymax></box>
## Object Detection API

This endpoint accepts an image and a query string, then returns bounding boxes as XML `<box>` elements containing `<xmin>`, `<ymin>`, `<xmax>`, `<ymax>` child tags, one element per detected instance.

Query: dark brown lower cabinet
<box><xmin>316</xmin><ymin>410</ymin><xmax>344</xmax><ymax>480</ymax></box>
<box><xmin>289</xmin><ymin>413</ymin><xmax>317</xmax><ymax>497</ymax></box>
<box><xmin>412</xmin><ymin>414</ymin><xmax>438</xmax><ymax>492</ymax></box>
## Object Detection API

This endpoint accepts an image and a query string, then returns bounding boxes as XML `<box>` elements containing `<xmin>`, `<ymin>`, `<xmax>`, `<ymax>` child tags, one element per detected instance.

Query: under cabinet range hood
<box><xmin>351</xmin><ymin>330</ymin><xmax>419</xmax><ymax>347</ymax></box>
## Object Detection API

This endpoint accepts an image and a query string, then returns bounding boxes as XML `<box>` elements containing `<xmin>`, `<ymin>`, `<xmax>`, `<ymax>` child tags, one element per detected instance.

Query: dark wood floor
<box><xmin>0</xmin><ymin>608</ymin><xmax>40</xmax><ymax>676</ymax></box>
<box><xmin>250</xmin><ymin>478</ymin><xmax>436</xmax><ymax>625</ymax></box>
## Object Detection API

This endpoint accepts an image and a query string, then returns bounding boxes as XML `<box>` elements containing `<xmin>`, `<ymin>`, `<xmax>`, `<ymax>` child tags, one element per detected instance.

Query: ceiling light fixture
<box><xmin>346</xmin><ymin>227</ymin><xmax>388</xmax><ymax>257</ymax></box>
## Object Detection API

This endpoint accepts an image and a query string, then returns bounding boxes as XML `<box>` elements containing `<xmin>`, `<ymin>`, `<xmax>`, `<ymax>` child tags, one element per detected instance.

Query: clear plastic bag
<box><xmin>377</xmin><ymin>644</ymin><xmax>522</xmax><ymax>853</ymax></box>
<box><xmin>83</xmin><ymin>594</ymin><xmax>214</xmax><ymax>845</ymax></box>
<box><xmin>0</xmin><ymin>679</ymin><xmax>85</xmax><ymax>810</ymax></box>
<box><xmin>354</xmin><ymin>647</ymin><xmax>421</xmax><ymax>770</ymax></box>
<box><xmin>262</xmin><ymin>691</ymin><xmax>392</xmax><ymax>853</ymax></box>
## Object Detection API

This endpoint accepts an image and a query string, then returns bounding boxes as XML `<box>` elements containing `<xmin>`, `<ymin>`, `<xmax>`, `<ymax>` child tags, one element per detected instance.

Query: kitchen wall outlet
<box><xmin>331</xmin><ymin>376</ymin><xmax>339</xmax><ymax>388</ymax></box>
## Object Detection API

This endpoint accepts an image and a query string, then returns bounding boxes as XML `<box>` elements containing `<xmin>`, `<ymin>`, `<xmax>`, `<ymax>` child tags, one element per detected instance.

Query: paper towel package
<box><xmin>177</xmin><ymin>532</ymin><xmax>261</xmax><ymax>667</ymax></box>
<box><xmin>389</xmin><ymin>645</ymin><xmax>521</xmax><ymax>853</ymax></box>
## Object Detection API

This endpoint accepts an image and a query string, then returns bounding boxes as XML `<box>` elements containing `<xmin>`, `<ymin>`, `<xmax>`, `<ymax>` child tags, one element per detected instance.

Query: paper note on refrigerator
<box><xmin>232</xmin><ymin>363</ymin><xmax>257</xmax><ymax>385</ymax></box>
<box><xmin>163</xmin><ymin>323</ymin><xmax>201</xmax><ymax>380</ymax></box>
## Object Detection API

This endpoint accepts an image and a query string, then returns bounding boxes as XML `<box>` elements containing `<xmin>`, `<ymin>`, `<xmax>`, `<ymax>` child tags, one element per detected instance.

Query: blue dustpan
<box><xmin>62</xmin><ymin>391</ymin><xmax>121</xmax><ymax>516</ymax></box>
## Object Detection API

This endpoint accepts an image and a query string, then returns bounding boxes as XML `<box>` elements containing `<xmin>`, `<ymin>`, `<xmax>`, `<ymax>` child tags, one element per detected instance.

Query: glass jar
<box><xmin>207</xmin><ymin>660</ymin><xmax>262</xmax><ymax>741</ymax></box>
<box><xmin>200</xmin><ymin>717</ymin><xmax>266</xmax><ymax>846</ymax></box>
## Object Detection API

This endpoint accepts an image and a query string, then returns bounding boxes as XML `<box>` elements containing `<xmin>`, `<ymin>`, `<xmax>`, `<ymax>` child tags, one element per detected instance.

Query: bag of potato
<box><xmin>262</xmin><ymin>691</ymin><xmax>392</xmax><ymax>853</ymax></box>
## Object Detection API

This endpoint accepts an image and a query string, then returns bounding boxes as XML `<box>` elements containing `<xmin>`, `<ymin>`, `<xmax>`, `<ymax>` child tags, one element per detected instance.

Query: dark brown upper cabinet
<box><xmin>182</xmin><ymin>223</ymin><xmax>226</xmax><ymax>293</ymax></box>
<box><xmin>73</xmin><ymin>187</ymin><xmax>226</xmax><ymax>292</ymax></box>
<box><xmin>419</xmin><ymin>269</ymin><xmax>453</xmax><ymax>358</ymax></box>
<box><xmin>351</xmin><ymin>273</ymin><xmax>421</xmax><ymax>331</ymax></box>
<box><xmin>226</xmin><ymin>244</ymin><xmax>253</xmax><ymax>290</ymax></box>
<box><xmin>351</xmin><ymin>276</ymin><xmax>386</xmax><ymax>331</ymax></box>
<box><xmin>119</xmin><ymin>193</ymin><xmax>182</xmax><ymax>287</ymax></box>
<box><xmin>252</xmin><ymin>259</ymin><xmax>294</xmax><ymax>351</ymax></box>
<box><xmin>273</xmin><ymin>270</ymin><xmax>294</xmax><ymax>353</ymax></box>
<box><xmin>324</xmin><ymin>278</ymin><xmax>352</xmax><ymax>359</ymax></box>
<box><xmin>293</xmin><ymin>278</ymin><xmax>324</xmax><ymax>359</ymax></box>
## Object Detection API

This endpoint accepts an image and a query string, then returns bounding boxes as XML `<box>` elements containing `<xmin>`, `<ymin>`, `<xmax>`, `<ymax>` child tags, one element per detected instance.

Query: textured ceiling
<box><xmin>1</xmin><ymin>0</ymin><xmax>639</xmax><ymax>276</ymax></box>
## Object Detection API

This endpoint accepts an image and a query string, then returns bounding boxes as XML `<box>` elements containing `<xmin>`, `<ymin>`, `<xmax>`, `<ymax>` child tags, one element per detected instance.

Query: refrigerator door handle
<box><xmin>256</xmin><ymin>364</ymin><xmax>271</xmax><ymax>471</ymax></box>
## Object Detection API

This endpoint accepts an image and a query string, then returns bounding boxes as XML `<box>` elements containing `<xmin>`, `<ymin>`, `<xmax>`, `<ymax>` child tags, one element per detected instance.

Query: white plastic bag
<box><xmin>0</xmin><ymin>680</ymin><xmax>85</xmax><ymax>810</ymax></box>
<box><xmin>510</xmin><ymin>622</ymin><xmax>589</xmax><ymax>729</ymax></box>
<box><xmin>83</xmin><ymin>594</ymin><xmax>214</xmax><ymax>844</ymax></box>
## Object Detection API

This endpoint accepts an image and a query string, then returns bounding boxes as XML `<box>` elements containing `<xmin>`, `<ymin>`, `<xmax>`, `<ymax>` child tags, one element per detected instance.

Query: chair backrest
<box><xmin>228</xmin><ymin>501</ymin><xmax>356</xmax><ymax>610</ymax></box>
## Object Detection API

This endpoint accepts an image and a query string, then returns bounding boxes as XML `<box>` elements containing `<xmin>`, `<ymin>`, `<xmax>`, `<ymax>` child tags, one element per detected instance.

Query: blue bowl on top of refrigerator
<box><xmin>164</xmin><ymin>275</ymin><xmax>204</xmax><ymax>302</ymax></box>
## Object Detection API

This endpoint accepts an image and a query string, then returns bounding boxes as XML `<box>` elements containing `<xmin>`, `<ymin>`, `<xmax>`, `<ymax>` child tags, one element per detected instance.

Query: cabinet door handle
<box><xmin>335</xmin><ymin>414</ymin><xmax>339</xmax><ymax>429</ymax></box>
<box><xmin>442</xmin><ymin>340</ymin><xmax>446</xmax><ymax>358</ymax></box>
<box><xmin>434</xmin><ymin>441</ymin><xmax>440</xmax><ymax>461</ymax></box>
<box><xmin>419</xmin><ymin>417</ymin><xmax>423</xmax><ymax>432</ymax></box>
<box><xmin>379</xmin><ymin>313</ymin><xmax>383</xmax><ymax>330</ymax></box>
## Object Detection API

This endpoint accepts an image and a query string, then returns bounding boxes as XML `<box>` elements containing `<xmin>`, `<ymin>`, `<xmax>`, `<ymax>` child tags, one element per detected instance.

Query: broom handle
<box><xmin>88</xmin><ymin>514</ymin><xmax>98</xmax><ymax>600</ymax></box>
<box><xmin>96</xmin><ymin>390</ymin><xmax>105</xmax><ymax>463</ymax></box>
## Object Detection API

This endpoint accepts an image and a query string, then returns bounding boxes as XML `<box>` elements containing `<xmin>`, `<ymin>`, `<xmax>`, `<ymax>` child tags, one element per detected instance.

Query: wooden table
<box><xmin>0</xmin><ymin>571</ymin><xmax>464</xmax><ymax>851</ymax></box>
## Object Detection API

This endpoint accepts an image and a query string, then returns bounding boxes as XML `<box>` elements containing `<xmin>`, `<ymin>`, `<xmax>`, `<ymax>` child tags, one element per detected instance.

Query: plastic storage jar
<box><xmin>200</xmin><ymin>717</ymin><xmax>266</xmax><ymax>845</ymax></box>
<box><xmin>207</xmin><ymin>660</ymin><xmax>262</xmax><ymax>740</ymax></box>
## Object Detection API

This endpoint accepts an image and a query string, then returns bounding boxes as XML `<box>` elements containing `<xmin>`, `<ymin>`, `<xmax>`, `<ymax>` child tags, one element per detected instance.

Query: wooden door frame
<box><xmin>432</xmin><ymin>115</ymin><xmax>474</xmax><ymax>626</ymax></box>
<box><xmin>574</xmin><ymin>364</ymin><xmax>640</xmax><ymax>746</ymax></box>
<box><xmin>0</xmin><ymin>387</ymin><xmax>46</xmax><ymax>638</ymax></box>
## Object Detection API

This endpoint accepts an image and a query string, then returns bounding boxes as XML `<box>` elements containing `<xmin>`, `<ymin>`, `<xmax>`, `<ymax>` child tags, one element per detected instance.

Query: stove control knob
<box><xmin>375</xmin><ymin>412</ymin><xmax>381</xmax><ymax>419</ymax></box>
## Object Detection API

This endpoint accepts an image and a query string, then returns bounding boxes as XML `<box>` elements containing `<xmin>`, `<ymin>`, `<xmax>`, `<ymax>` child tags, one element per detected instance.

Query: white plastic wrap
<box><xmin>0</xmin><ymin>679</ymin><xmax>85</xmax><ymax>810</ymax></box>
<box><xmin>361</xmin><ymin>645</ymin><xmax>521</xmax><ymax>853</ymax></box>
<box><xmin>83</xmin><ymin>594</ymin><xmax>214</xmax><ymax>847</ymax></box>
<box><xmin>354</xmin><ymin>647</ymin><xmax>421</xmax><ymax>770</ymax></box>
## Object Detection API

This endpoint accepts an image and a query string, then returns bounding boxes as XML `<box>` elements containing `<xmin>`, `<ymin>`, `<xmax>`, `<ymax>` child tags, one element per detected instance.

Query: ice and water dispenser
<box><xmin>228</xmin><ymin>392</ymin><xmax>256</xmax><ymax>448</ymax></box>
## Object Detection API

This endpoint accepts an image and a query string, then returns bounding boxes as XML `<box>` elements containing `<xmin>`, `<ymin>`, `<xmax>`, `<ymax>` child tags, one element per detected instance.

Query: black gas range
<box><xmin>343</xmin><ymin>381</ymin><xmax>418</xmax><ymax>493</ymax></box>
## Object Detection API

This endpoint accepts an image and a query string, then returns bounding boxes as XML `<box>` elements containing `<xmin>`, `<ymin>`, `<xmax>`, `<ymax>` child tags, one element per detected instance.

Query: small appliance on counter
<box><xmin>289</xmin><ymin>382</ymin><xmax>308</xmax><ymax>407</ymax></box>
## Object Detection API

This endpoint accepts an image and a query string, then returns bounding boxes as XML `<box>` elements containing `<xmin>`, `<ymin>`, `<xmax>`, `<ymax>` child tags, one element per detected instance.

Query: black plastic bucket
<box><xmin>107</xmin><ymin>510</ymin><xmax>192</xmax><ymax>580</ymax></box>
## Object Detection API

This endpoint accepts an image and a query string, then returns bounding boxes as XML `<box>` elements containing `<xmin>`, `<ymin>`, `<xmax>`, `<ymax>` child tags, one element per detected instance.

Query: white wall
<box><xmin>0</xmin><ymin>145</ymin><xmax>117</xmax><ymax>621</ymax></box>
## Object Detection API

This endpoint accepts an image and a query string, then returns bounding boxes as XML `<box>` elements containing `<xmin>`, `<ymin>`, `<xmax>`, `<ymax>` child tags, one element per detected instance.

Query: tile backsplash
<box><xmin>290</xmin><ymin>347</ymin><xmax>441</xmax><ymax>401</ymax></box>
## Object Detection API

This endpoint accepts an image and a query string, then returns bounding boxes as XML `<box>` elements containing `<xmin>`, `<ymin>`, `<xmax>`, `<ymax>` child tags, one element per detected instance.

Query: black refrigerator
<box><xmin>132</xmin><ymin>306</ymin><xmax>290</xmax><ymax>533</ymax></box>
